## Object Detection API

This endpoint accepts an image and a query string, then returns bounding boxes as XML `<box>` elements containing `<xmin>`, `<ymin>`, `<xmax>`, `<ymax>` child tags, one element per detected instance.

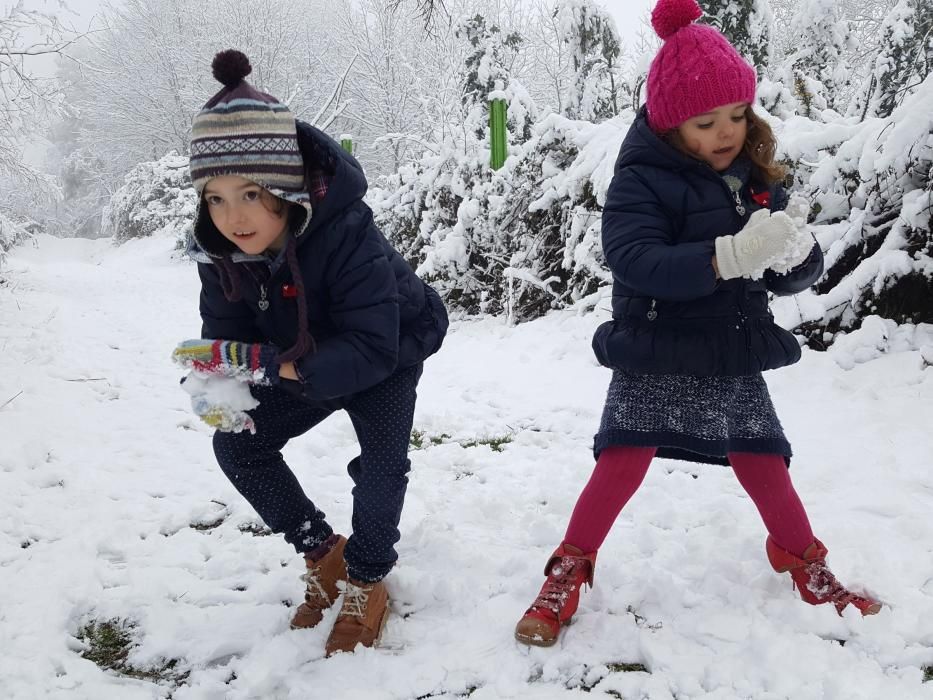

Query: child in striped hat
<box><xmin>172</xmin><ymin>49</ymin><xmax>448</xmax><ymax>657</ymax></box>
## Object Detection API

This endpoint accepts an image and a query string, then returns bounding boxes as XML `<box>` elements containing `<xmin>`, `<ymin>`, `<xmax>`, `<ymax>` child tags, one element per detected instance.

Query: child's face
<box><xmin>676</xmin><ymin>102</ymin><xmax>749</xmax><ymax>172</ymax></box>
<box><xmin>203</xmin><ymin>175</ymin><xmax>289</xmax><ymax>255</ymax></box>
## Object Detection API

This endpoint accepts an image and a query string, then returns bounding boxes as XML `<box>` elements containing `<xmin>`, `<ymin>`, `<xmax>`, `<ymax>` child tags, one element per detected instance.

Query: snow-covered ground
<box><xmin>2</xmin><ymin>235</ymin><xmax>932</xmax><ymax>699</ymax></box>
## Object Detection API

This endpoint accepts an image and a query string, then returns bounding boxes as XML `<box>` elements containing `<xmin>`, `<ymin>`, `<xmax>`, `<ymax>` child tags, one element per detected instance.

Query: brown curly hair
<box><xmin>663</xmin><ymin>105</ymin><xmax>786</xmax><ymax>184</ymax></box>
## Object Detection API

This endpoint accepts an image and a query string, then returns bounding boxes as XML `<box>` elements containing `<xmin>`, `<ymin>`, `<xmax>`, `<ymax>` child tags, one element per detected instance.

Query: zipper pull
<box><xmin>733</xmin><ymin>190</ymin><xmax>746</xmax><ymax>216</ymax></box>
<box><xmin>258</xmin><ymin>284</ymin><xmax>269</xmax><ymax>311</ymax></box>
<box><xmin>646</xmin><ymin>299</ymin><xmax>658</xmax><ymax>321</ymax></box>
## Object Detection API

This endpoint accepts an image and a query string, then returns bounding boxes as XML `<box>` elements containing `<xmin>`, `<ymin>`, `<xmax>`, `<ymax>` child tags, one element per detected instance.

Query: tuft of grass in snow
<box><xmin>923</xmin><ymin>666</ymin><xmax>932</xmax><ymax>682</ymax></box>
<box><xmin>410</xmin><ymin>429</ymin><xmax>452</xmax><ymax>450</ymax></box>
<box><xmin>237</xmin><ymin>521</ymin><xmax>272</xmax><ymax>536</ymax></box>
<box><xmin>606</xmin><ymin>661</ymin><xmax>649</xmax><ymax>674</ymax></box>
<box><xmin>416</xmin><ymin>686</ymin><xmax>478</xmax><ymax>698</ymax></box>
<box><xmin>189</xmin><ymin>515</ymin><xmax>226</xmax><ymax>531</ymax></box>
<box><xmin>410</xmin><ymin>428</ymin><xmax>514</xmax><ymax>452</ymax></box>
<box><xmin>76</xmin><ymin>618</ymin><xmax>187</xmax><ymax>686</ymax></box>
<box><xmin>459</xmin><ymin>434</ymin><xmax>513</xmax><ymax>452</ymax></box>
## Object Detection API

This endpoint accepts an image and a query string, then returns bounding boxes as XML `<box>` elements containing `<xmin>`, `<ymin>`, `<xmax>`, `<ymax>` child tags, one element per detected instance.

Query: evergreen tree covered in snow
<box><xmin>785</xmin><ymin>0</ymin><xmax>852</xmax><ymax>117</ymax></box>
<box><xmin>556</xmin><ymin>0</ymin><xmax>626</xmax><ymax>122</ymax></box>
<box><xmin>101</xmin><ymin>153</ymin><xmax>197</xmax><ymax>247</ymax></box>
<box><xmin>851</xmin><ymin>0</ymin><xmax>933</xmax><ymax>120</ymax></box>
<box><xmin>701</xmin><ymin>0</ymin><xmax>773</xmax><ymax>76</ymax></box>
<box><xmin>457</xmin><ymin>14</ymin><xmax>534</xmax><ymax>143</ymax></box>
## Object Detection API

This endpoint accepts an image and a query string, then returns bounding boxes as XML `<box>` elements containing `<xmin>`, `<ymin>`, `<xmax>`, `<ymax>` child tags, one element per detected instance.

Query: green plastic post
<box><xmin>340</xmin><ymin>135</ymin><xmax>353</xmax><ymax>154</ymax></box>
<box><xmin>489</xmin><ymin>99</ymin><xmax>508</xmax><ymax>170</ymax></box>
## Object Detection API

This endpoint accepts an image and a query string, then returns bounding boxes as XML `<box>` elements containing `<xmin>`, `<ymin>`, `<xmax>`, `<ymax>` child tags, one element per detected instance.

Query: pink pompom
<box><xmin>651</xmin><ymin>0</ymin><xmax>702</xmax><ymax>40</ymax></box>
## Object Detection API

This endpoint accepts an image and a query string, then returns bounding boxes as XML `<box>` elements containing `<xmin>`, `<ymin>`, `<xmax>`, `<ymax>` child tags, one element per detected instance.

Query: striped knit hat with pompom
<box><xmin>645</xmin><ymin>0</ymin><xmax>757</xmax><ymax>132</ymax></box>
<box><xmin>189</xmin><ymin>50</ymin><xmax>309</xmax><ymax>206</ymax></box>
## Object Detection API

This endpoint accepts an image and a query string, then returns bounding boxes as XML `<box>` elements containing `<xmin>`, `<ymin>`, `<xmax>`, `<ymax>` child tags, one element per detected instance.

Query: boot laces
<box><xmin>532</xmin><ymin>556</ymin><xmax>583</xmax><ymax>614</ymax></box>
<box><xmin>341</xmin><ymin>582</ymin><xmax>372</xmax><ymax>618</ymax></box>
<box><xmin>804</xmin><ymin>560</ymin><xmax>851</xmax><ymax>606</ymax></box>
<box><xmin>300</xmin><ymin>566</ymin><xmax>329</xmax><ymax>604</ymax></box>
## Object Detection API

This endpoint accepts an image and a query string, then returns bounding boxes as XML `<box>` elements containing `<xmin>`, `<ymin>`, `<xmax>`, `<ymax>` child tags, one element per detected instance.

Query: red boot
<box><xmin>766</xmin><ymin>536</ymin><xmax>881</xmax><ymax>616</ymax></box>
<box><xmin>514</xmin><ymin>543</ymin><xmax>596</xmax><ymax>646</ymax></box>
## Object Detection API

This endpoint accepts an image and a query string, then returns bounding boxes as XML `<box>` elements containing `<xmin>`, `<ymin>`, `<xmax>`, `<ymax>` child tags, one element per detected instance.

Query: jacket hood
<box><xmin>616</xmin><ymin>107</ymin><xmax>711</xmax><ymax>175</ymax></box>
<box><xmin>187</xmin><ymin>120</ymin><xmax>366</xmax><ymax>262</ymax></box>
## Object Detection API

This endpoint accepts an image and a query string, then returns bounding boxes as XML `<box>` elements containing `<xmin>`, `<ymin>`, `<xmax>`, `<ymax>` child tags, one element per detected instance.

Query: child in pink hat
<box><xmin>514</xmin><ymin>0</ymin><xmax>880</xmax><ymax>648</ymax></box>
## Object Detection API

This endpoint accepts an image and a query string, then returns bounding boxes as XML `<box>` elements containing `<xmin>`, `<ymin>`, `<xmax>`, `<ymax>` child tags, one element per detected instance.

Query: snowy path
<box><xmin>1</xmin><ymin>235</ymin><xmax>932</xmax><ymax>700</ymax></box>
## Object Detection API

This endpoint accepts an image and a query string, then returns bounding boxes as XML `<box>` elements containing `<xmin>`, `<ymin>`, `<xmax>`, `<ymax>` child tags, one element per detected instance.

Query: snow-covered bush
<box><xmin>557</xmin><ymin>0</ymin><xmax>626</xmax><ymax>122</ymax></box>
<box><xmin>101</xmin><ymin>153</ymin><xmax>197</xmax><ymax>247</ymax></box>
<box><xmin>702</xmin><ymin>0</ymin><xmax>772</xmax><ymax>76</ymax></box>
<box><xmin>0</xmin><ymin>211</ymin><xmax>32</xmax><ymax>269</ymax></box>
<box><xmin>774</xmin><ymin>73</ymin><xmax>933</xmax><ymax>349</ymax></box>
<box><xmin>373</xmin><ymin>111</ymin><xmax>630</xmax><ymax>322</ymax></box>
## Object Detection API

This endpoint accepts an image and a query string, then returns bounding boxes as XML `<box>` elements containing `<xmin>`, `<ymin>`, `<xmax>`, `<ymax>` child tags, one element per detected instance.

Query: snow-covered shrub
<box><xmin>701</xmin><ymin>0</ymin><xmax>772</xmax><ymax>76</ymax></box>
<box><xmin>101</xmin><ymin>153</ymin><xmax>197</xmax><ymax>246</ymax></box>
<box><xmin>557</xmin><ymin>0</ymin><xmax>626</xmax><ymax>122</ymax></box>
<box><xmin>0</xmin><ymin>211</ymin><xmax>32</xmax><ymax>269</ymax></box>
<box><xmin>774</xmin><ymin>73</ymin><xmax>933</xmax><ymax>349</ymax></box>
<box><xmin>373</xmin><ymin>111</ymin><xmax>630</xmax><ymax>322</ymax></box>
<box><xmin>782</xmin><ymin>0</ymin><xmax>853</xmax><ymax>118</ymax></box>
<box><xmin>848</xmin><ymin>0</ymin><xmax>932</xmax><ymax>121</ymax></box>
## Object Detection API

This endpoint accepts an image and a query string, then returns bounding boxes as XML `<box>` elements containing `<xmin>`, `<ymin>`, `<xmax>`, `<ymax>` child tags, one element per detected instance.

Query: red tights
<box><xmin>563</xmin><ymin>446</ymin><xmax>815</xmax><ymax>556</ymax></box>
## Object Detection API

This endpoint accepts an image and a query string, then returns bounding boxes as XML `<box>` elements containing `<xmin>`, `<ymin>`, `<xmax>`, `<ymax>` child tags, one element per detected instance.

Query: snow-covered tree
<box><xmin>850</xmin><ymin>0</ymin><xmax>933</xmax><ymax>120</ymax></box>
<box><xmin>779</xmin><ymin>73</ymin><xmax>933</xmax><ymax>348</ymax></box>
<box><xmin>101</xmin><ymin>152</ymin><xmax>197</xmax><ymax>247</ymax></box>
<box><xmin>54</xmin><ymin>0</ymin><xmax>344</xmax><ymax>189</ymax></box>
<box><xmin>0</xmin><ymin>1</ymin><xmax>85</xmax><ymax>240</ymax></box>
<box><xmin>702</xmin><ymin>0</ymin><xmax>773</xmax><ymax>76</ymax></box>
<box><xmin>784</xmin><ymin>0</ymin><xmax>852</xmax><ymax>117</ymax></box>
<box><xmin>0</xmin><ymin>3</ymin><xmax>79</xmax><ymax>183</ymax></box>
<box><xmin>372</xmin><ymin>108</ymin><xmax>632</xmax><ymax>321</ymax></box>
<box><xmin>457</xmin><ymin>14</ymin><xmax>535</xmax><ymax>143</ymax></box>
<box><xmin>327</xmin><ymin>0</ymin><xmax>472</xmax><ymax>176</ymax></box>
<box><xmin>624</xmin><ymin>14</ymin><xmax>660</xmax><ymax>113</ymax></box>
<box><xmin>556</xmin><ymin>0</ymin><xmax>626</xmax><ymax>122</ymax></box>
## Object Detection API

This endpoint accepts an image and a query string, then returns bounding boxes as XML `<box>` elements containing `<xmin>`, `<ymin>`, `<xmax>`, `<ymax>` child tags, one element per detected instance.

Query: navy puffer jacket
<box><xmin>189</xmin><ymin>121</ymin><xmax>448</xmax><ymax>401</ymax></box>
<box><xmin>592</xmin><ymin>108</ymin><xmax>823</xmax><ymax>377</ymax></box>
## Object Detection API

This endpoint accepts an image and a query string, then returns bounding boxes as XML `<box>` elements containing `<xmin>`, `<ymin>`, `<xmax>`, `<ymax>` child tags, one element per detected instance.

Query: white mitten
<box><xmin>714</xmin><ymin>209</ymin><xmax>799</xmax><ymax>280</ymax></box>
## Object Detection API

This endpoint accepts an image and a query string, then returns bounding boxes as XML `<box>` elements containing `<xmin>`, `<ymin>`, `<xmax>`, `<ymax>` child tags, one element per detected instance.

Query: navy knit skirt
<box><xmin>593</xmin><ymin>370</ymin><xmax>791</xmax><ymax>466</ymax></box>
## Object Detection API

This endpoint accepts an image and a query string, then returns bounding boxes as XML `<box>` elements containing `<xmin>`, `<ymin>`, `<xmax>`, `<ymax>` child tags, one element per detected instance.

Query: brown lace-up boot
<box><xmin>289</xmin><ymin>535</ymin><xmax>348</xmax><ymax>630</ymax></box>
<box><xmin>766</xmin><ymin>536</ymin><xmax>881</xmax><ymax>616</ymax></box>
<box><xmin>324</xmin><ymin>578</ymin><xmax>390</xmax><ymax>656</ymax></box>
<box><xmin>514</xmin><ymin>542</ymin><xmax>597</xmax><ymax>647</ymax></box>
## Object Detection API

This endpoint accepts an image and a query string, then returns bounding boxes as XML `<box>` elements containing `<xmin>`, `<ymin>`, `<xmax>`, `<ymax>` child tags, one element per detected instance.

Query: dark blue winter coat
<box><xmin>188</xmin><ymin>121</ymin><xmax>448</xmax><ymax>401</ymax></box>
<box><xmin>592</xmin><ymin>108</ymin><xmax>823</xmax><ymax>377</ymax></box>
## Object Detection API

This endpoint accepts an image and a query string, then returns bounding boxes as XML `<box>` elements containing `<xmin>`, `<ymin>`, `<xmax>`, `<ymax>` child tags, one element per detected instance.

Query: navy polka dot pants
<box><xmin>212</xmin><ymin>364</ymin><xmax>422</xmax><ymax>583</ymax></box>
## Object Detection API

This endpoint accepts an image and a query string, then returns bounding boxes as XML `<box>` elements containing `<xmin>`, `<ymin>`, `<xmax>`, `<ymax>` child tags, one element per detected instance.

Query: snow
<box><xmin>180</xmin><ymin>373</ymin><xmax>259</xmax><ymax>435</ymax></box>
<box><xmin>2</xmin><ymin>234</ymin><xmax>932</xmax><ymax>698</ymax></box>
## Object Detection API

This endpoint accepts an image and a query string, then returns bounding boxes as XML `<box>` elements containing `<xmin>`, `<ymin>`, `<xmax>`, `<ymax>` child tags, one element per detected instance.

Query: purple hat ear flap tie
<box><xmin>645</xmin><ymin>0</ymin><xmax>758</xmax><ymax>132</ymax></box>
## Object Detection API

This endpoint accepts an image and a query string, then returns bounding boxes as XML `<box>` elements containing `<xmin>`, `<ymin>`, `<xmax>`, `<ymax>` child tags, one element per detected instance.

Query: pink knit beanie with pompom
<box><xmin>645</xmin><ymin>0</ymin><xmax>757</xmax><ymax>131</ymax></box>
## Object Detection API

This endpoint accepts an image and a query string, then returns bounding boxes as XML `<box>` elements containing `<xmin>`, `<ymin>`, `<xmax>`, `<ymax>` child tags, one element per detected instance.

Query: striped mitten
<box><xmin>172</xmin><ymin>339</ymin><xmax>279</xmax><ymax>384</ymax></box>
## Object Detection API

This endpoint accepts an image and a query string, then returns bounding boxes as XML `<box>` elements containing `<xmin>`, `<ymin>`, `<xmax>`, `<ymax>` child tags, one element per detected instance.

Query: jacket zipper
<box><xmin>642</xmin><ymin>169</ymin><xmax>751</xmax><ymax>327</ymax></box>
